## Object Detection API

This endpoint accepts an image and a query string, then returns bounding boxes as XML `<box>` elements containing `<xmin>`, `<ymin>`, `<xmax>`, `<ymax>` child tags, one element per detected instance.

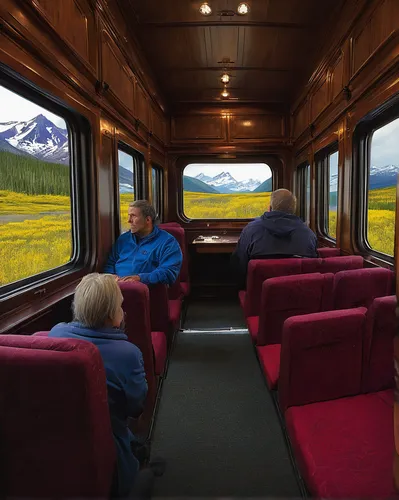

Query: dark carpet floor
<box><xmin>151</xmin><ymin>332</ymin><xmax>300</xmax><ymax>497</ymax></box>
<box><xmin>183</xmin><ymin>298</ymin><xmax>247</xmax><ymax>330</ymax></box>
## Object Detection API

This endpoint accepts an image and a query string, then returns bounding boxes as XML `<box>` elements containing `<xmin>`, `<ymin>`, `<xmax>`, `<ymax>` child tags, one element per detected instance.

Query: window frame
<box><xmin>151</xmin><ymin>164</ymin><xmax>163</xmax><ymax>223</ymax></box>
<box><xmin>116</xmin><ymin>142</ymin><xmax>145</xmax><ymax>234</ymax></box>
<box><xmin>353</xmin><ymin>103</ymin><xmax>399</xmax><ymax>263</ymax></box>
<box><xmin>316</xmin><ymin>143</ymin><xmax>339</xmax><ymax>241</ymax></box>
<box><xmin>296</xmin><ymin>161</ymin><xmax>310</xmax><ymax>223</ymax></box>
<box><xmin>0</xmin><ymin>64</ymin><xmax>93</xmax><ymax>300</ymax></box>
<box><xmin>177</xmin><ymin>156</ymin><xmax>280</xmax><ymax>223</ymax></box>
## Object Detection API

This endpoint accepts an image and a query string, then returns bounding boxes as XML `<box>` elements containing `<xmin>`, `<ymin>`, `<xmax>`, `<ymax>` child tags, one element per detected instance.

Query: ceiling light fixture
<box><xmin>221</xmin><ymin>87</ymin><xmax>230</xmax><ymax>98</ymax></box>
<box><xmin>221</xmin><ymin>73</ymin><xmax>230</xmax><ymax>84</ymax></box>
<box><xmin>199</xmin><ymin>2</ymin><xmax>212</xmax><ymax>16</ymax></box>
<box><xmin>237</xmin><ymin>2</ymin><xmax>250</xmax><ymax>15</ymax></box>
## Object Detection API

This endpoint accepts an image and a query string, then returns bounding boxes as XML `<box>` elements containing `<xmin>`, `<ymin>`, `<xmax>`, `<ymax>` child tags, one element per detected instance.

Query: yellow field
<box><xmin>0</xmin><ymin>187</ymin><xmax>396</xmax><ymax>287</ymax></box>
<box><xmin>120</xmin><ymin>193</ymin><xmax>134</xmax><ymax>232</ymax></box>
<box><xmin>184</xmin><ymin>191</ymin><xmax>272</xmax><ymax>219</ymax></box>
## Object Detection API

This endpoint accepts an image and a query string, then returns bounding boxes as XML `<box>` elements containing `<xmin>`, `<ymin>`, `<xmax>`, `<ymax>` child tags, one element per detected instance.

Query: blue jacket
<box><xmin>48</xmin><ymin>322</ymin><xmax>147</xmax><ymax>498</ymax></box>
<box><xmin>103</xmin><ymin>226</ymin><xmax>182</xmax><ymax>286</ymax></box>
<box><xmin>232</xmin><ymin>211</ymin><xmax>318</xmax><ymax>287</ymax></box>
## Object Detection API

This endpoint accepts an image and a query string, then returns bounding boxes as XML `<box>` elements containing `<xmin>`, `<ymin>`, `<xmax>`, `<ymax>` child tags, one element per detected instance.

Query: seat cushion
<box><xmin>180</xmin><ymin>282</ymin><xmax>190</xmax><ymax>297</ymax></box>
<box><xmin>151</xmin><ymin>331</ymin><xmax>167</xmax><ymax>376</ymax></box>
<box><xmin>169</xmin><ymin>299</ymin><xmax>182</xmax><ymax>331</ymax></box>
<box><xmin>256</xmin><ymin>344</ymin><xmax>281</xmax><ymax>389</ymax></box>
<box><xmin>246</xmin><ymin>316</ymin><xmax>259</xmax><ymax>342</ymax></box>
<box><xmin>285</xmin><ymin>389</ymin><xmax>395</xmax><ymax>498</ymax></box>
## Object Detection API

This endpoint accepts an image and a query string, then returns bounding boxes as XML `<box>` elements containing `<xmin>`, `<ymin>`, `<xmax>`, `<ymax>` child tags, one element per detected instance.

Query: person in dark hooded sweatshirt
<box><xmin>232</xmin><ymin>188</ymin><xmax>318</xmax><ymax>288</ymax></box>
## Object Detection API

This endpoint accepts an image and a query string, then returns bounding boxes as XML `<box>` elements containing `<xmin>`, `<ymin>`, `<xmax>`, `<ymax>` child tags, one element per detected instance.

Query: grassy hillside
<box><xmin>183</xmin><ymin>175</ymin><xmax>219</xmax><ymax>194</ymax></box>
<box><xmin>253</xmin><ymin>177</ymin><xmax>272</xmax><ymax>193</ymax></box>
<box><xmin>0</xmin><ymin>150</ymin><xmax>70</xmax><ymax>195</ymax></box>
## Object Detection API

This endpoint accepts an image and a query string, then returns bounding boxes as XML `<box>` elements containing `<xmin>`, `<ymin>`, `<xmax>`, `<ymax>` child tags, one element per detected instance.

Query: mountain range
<box><xmin>0</xmin><ymin>114</ymin><xmax>398</xmax><ymax>194</ymax></box>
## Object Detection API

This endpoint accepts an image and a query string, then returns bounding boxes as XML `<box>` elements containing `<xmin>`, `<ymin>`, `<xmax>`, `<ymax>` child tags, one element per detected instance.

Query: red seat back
<box><xmin>0</xmin><ymin>335</ymin><xmax>116</xmax><ymax>497</ymax></box>
<box><xmin>245</xmin><ymin>259</ymin><xmax>305</xmax><ymax>317</ymax></box>
<box><xmin>159</xmin><ymin>224</ymin><xmax>190</xmax><ymax>297</ymax></box>
<box><xmin>147</xmin><ymin>283</ymin><xmax>170</xmax><ymax>336</ymax></box>
<box><xmin>257</xmin><ymin>273</ymin><xmax>334</xmax><ymax>345</ymax></box>
<box><xmin>363</xmin><ymin>295</ymin><xmax>397</xmax><ymax>393</ymax></box>
<box><xmin>279</xmin><ymin>308</ymin><xmax>367</xmax><ymax>413</ymax></box>
<box><xmin>317</xmin><ymin>247</ymin><xmax>340</xmax><ymax>258</ymax></box>
<box><xmin>333</xmin><ymin>267</ymin><xmax>394</xmax><ymax>310</ymax></box>
<box><xmin>118</xmin><ymin>282</ymin><xmax>157</xmax><ymax>437</ymax></box>
<box><xmin>320</xmin><ymin>255</ymin><xmax>363</xmax><ymax>273</ymax></box>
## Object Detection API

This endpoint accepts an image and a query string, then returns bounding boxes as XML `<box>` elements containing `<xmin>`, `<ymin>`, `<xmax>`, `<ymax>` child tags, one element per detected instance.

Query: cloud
<box><xmin>370</xmin><ymin>118</ymin><xmax>399</xmax><ymax>166</ymax></box>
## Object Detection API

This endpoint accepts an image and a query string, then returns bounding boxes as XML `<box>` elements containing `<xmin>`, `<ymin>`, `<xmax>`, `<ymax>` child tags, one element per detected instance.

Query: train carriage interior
<box><xmin>1</xmin><ymin>0</ymin><xmax>399</xmax><ymax>497</ymax></box>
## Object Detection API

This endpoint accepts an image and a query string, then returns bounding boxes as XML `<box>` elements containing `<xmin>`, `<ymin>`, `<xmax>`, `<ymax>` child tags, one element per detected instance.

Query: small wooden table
<box><xmin>191</xmin><ymin>235</ymin><xmax>239</xmax><ymax>253</ymax></box>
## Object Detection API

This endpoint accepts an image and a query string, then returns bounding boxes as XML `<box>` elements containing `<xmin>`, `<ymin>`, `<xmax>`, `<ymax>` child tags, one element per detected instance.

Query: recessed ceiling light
<box><xmin>199</xmin><ymin>2</ymin><xmax>212</xmax><ymax>16</ymax></box>
<box><xmin>237</xmin><ymin>2</ymin><xmax>250</xmax><ymax>15</ymax></box>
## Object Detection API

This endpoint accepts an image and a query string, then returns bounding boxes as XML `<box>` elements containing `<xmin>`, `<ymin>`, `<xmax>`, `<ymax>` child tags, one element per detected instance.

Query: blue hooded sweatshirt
<box><xmin>232</xmin><ymin>211</ymin><xmax>318</xmax><ymax>287</ymax></box>
<box><xmin>48</xmin><ymin>322</ymin><xmax>147</xmax><ymax>498</ymax></box>
<box><xmin>103</xmin><ymin>225</ymin><xmax>182</xmax><ymax>286</ymax></box>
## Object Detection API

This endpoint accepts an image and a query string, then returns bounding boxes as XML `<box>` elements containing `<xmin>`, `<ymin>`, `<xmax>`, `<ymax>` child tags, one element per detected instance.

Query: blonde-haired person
<box><xmin>48</xmin><ymin>273</ymin><xmax>148</xmax><ymax>498</ymax></box>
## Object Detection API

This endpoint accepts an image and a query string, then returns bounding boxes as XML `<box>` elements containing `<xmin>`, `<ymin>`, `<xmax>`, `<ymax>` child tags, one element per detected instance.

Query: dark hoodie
<box><xmin>232</xmin><ymin>211</ymin><xmax>318</xmax><ymax>288</ymax></box>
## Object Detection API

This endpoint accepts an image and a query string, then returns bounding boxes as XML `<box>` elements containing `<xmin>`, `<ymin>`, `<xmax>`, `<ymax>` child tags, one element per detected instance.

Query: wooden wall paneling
<box><xmin>100</xmin><ymin>27</ymin><xmax>135</xmax><ymax>115</ymax></box>
<box><xmin>171</xmin><ymin>114</ymin><xmax>226</xmax><ymax>142</ymax></box>
<box><xmin>331</xmin><ymin>52</ymin><xmax>344</xmax><ymax>101</ymax></box>
<box><xmin>293</xmin><ymin>99</ymin><xmax>309</xmax><ymax>139</ymax></box>
<box><xmin>310</xmin><ymin>76</ymin><xmax>330</xmax><ymax>122</ymax></box>
<box><xmin>135</xmin><ymin>80</ymin><xmax>150</xmax><ymax>130</ymax></box>
<box><xmin>27</xmin><ymin>0</ymin><xmax>97</xmax><ymax>71</ymax></box>
<box><xmin>151</xmin><ymin>105</ymin><xmax>167</xmax><ymax>144</ymax></box>
<box><xmin>229</xmin><ymin>114</ymin><xmax>285</xmax><ymax>141</ymax></box>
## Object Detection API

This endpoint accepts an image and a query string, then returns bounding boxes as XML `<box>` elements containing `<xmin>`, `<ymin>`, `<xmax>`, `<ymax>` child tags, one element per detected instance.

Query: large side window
<box><xmin>182</xmin><ymin>163</ymin><xmax>272</xmax><ymax>219</ymax></box>
<box><xmin>117</xmin><ymin>145</ymin><xmax>144</xmax><ymax>233</ymax></box>
<box><xmin>0</xmin><ymin>83</ymin><xmax>75</xmax><ymax>289</ymax></box>
<box><xmin>151</xmin><ymin>165</ymin><xmax>163</xmax><ymax>222</ymax></box>
<box><xmin>317</xmin><ymin>146</ymin><xmax>338</xmax><ymax>240</ymax></box>
<box><xmin>366</xmin><ymin>117</ymin><xmax>399</xmax><ymax>256</ymax></box>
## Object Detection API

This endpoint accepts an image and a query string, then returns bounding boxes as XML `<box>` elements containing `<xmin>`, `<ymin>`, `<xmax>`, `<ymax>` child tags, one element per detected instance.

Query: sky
<box><xmin>118</xmin><ymin>150</ymin><xmax>134</xmax><ymax>172</ymax></box>
<box><xmin>0</xmin><ymin>85</ymin><xmax>67</xmax><ymax>129</ymax></box>
<box><xmin>184</xmin><ymin>163</ymin><xmax>272</xmax><ymax>182</ymax></box>
<box><xmin>370</xmin><ymin>117</ymin><xmax>399</xmax><ymax>167</ymax></box>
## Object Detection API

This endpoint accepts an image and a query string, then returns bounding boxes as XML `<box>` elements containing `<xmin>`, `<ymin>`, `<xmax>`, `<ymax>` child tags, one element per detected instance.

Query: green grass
<box><xmin>0</xmin><ymin>150</ymin><xmax>70</xmax><ymax>195</ymax></box>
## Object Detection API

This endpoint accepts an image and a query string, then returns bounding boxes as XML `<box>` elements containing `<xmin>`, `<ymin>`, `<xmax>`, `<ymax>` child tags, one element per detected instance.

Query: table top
<box><xmin>192</xmin><ymin>235</ymin><xmax>239</xmax><ymax>245</ymax></box>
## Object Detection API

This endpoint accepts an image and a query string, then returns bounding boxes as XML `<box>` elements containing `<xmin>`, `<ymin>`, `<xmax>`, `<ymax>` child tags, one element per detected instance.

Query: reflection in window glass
<box><xmin>118</xmin><ymin>149</ymin><xmax>135</xmax><ymax>233</ymax></box>
<box><xmin>367</xmin><ymin>118</ymin><xmax>399</xmax><ymax>255</ymax></box>
<box><xmin>328</xmin><ymin>151</ymin><xmax>338</xmax><ymax>239</ymax></box>
<box><xmin>0</xmin><ymin>84</ymin><xmax>72</xmax><ymax>287</ymax></box>
<box><xmin>183</xmin><ymin>163</ymin><xmax>272</xmax><ymax>219</ymax></box>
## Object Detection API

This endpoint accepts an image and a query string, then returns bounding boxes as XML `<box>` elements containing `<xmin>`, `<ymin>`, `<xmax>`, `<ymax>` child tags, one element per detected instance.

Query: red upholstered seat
<box><xmin>279</xmin><ymin>308</ymin><xmax>367</xmax><ymax>413</ymax></box>
<box><xmin>256</xmin><ymin>273</ymin><xmax>334</xmax><ymax>346</ymax></box>
<box><xmin>320</xmin><ymin>255</ymin><xmax>363</xmax><ymax>273</ymax></box>
<box><xmin>159</xmin><ymin>223</ymin><xmax>190</xmax><ymax>297</ymax></box>
<box><xmin>151</xmin><ymin>331</ymin><xmax>167</xmax><ymax>376</ymax></box>
<box><xmin>246</xmin><ymin>316</ymin><xmax>259</xmax><ymax>342</ymax></box>
<box><xmin>256</xmin><ymin>344</ymin><xmax>281</xmax><ymax>389</ymax></box>
<box><xmin>169</xmin><ymin>298</ymin><xmax>182</xmax><ymax>332</ymax></box>
<box><xmin>363</xmin><ymin>295</ymin><xmax>397</xmax><ymax>393</ymax></box>
<box><xmin>333</xmin><ymin>267</ymin><xmax>394</xmax><ymax>310</ymax></box>
<box><xmin>285</xmin><ymin>390</ymin><xmax>395</xmax><ymax>498</ymax></box>
<box><xmin>0</xmin><ymin>335</ymin><xmax>116</xmax><ymax>497</ymax></box>
<box><xmin>238</xmin><ymin>290</ymin><xmax>246</xmax><ymax>310</ymax></box>
<box><xmin>317</xmin><ymin>246</ymin><xmax>340</xmax><ymax>258</ymax></box>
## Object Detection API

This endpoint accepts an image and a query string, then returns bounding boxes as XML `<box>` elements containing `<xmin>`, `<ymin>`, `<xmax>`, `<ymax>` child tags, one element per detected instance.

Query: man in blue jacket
<box><xmin>104</xmin><ymin>200</ymin><xmax>182</xmax><ymax>285</ymax></box>
<box><xmin>232</xmin><ymin>189</ymin><xmax>318</xmax><ymax>288</ymax></box>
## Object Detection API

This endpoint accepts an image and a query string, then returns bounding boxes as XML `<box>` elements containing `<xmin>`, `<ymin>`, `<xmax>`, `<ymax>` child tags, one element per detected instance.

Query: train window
<box><xmin>183</xmin><ymin>163</ymin><xmax>273</xmax><ymax>219</ymax></box>
<box><xmin>317</xmin><ymin>147</ymin><xmax>338</xmax><ymax>240</ymax></box>
<box><xmin>152</xmin><ymin>165</ymin><xmax>163</xmax><ymax>222</ymax></box>
<box><xmin>0</xmin><ymin>83</ymin><xmax>74</xmax><ymax>289</ymax></box>
<box><xmin>297</xmin><ymin>163</ymin><xmax>310</xmax><ymax>223</ymax></box>
<box><xmin>366</xmin><ymin>117</ymin><xmax>399</xmax><ymax>256</ymax></box>
<box><xmin>117</xmin><ymin>145</ymin><xmax>142</xmax><ymax>233</ymax></box>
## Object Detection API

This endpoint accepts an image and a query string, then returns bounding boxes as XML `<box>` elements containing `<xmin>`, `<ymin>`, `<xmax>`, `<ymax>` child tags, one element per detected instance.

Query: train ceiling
<box><xmin>121</xmin><ymin>0</ymin><xmax>344</xmax><ymax>107</ymax></box>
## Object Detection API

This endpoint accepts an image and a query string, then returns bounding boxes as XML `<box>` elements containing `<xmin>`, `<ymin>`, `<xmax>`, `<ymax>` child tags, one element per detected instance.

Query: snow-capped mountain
<box><xmin>369</xmin><ymin>164</ymin><xmax>399</xmax><ymax>189</ymax></box>
<box><xmin>194</xmin><ymin>171</ymin><xmax>262</xmax><ymax>193</ymax></box>
<box><xmin>0</xmin><ymin>114</ymin><xmax>69</xmax><ymax>165</ymax></box>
